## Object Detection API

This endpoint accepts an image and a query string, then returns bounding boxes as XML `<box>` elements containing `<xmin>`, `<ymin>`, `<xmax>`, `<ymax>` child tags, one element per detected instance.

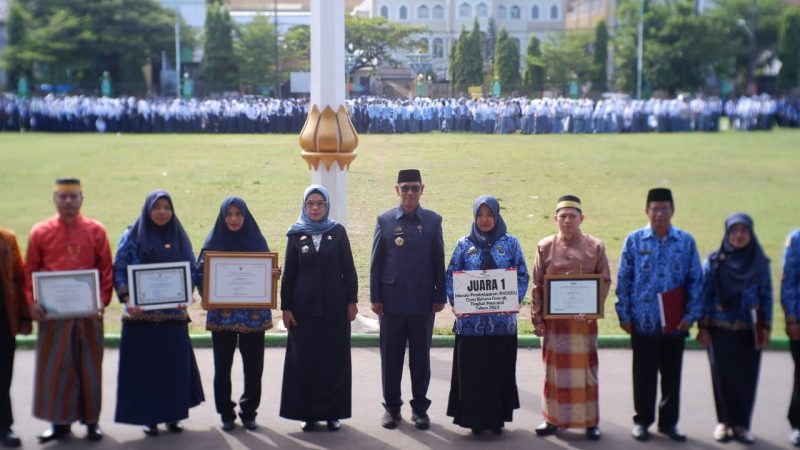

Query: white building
<box><xmin>355</xmin><ymin>0</ymin><xmax>567</xmax><ymax>81</ymax></box>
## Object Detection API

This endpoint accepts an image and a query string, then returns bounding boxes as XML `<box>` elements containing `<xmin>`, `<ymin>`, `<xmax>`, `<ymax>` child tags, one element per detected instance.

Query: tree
<box><xmin>281</xmin><ymin>25</ymin><xmax>311</xmax><ymax>74</ymax></box>
<box><xmin>541</xmin><ymin>31</ymin><xmax>593</xmax><ymax>96</ymax></box>
<box><xmin>203</xmin><ymin>0</ymin><xmax>238</xmax><ymax>93</ymax></box>
<box><xmin>778</xmin><ymin>7</ymin><xmax>800</xmax><ymax>92</ymax></box>
<box><xmin>462</xmin><ymin>19</ymin><xmax>484</xmax><ymax>87</ymax></box>
<box><xmin>485</xmin><ymin>17</ymin><xmax>498</xmax><ymax>67</ymax></box>
<box><xmin>494</xmin><ymin>27</ymin><xmax>521</xmax><ymax>94</ymax></box>
<box><xmin>1</xmin><ymin>0</ymin><xmax>187</xmax><ymax>94</ymax></box>
<box><xmin>523</xmin><ymin>34</ymin><xmax>545</xmax><ymax>95</ymax></box>
<box><xmin>344</xmin><ymin>16</ymin><xmax>427</xmax><ymax>76</ymax></box>
<box><xmin>709</xmin><ymin>0</ymin><xmax>788</xmax><ymax>89</ymax></box>
<box><xmin>234</xmin><ymin>15</ymin><xmax>277</xmax><ymax>94</ymax></box>
<box><xmin>449</xmin><ymin>27</ymin><xmax>466</xmax><ymax>90</ymax></box>
<box><xmin>592</xmin><ymin>20</ymin><xmax>608</xmax><ymax>92</ymax></box>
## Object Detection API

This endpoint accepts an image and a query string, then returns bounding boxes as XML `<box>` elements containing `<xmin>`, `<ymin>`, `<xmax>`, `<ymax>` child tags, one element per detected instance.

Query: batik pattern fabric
<box><xmin>114</xmin><ymin>229</ymin><xmax>197</xmax><ymax>322</ymax></box>
<box><xmin>445</xmin><ymin>234</ymin><xmax>529</xmax><ymax>337</ymax></box>
<box><xmin>701</xmin><ymin>260</ymin><xmax>773</xmax><ymax>330</ymax></box>
<box><xmin>782</xmin><ymin>229</ymin><xmax>800</xmax><ymax>323</ymax></box>
<box><xmin>615</xmin><ymin>225</ymin><xmax>704</xmax><ymax>336</ymax></box>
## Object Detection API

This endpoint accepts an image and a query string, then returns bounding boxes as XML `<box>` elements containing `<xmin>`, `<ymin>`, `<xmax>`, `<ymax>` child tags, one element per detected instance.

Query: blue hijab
<box><xmin>129</xmin><ymin>190</ymin><xmax>194</xmax><ymax>264</ymax></box>
<box><xmin>468</xmin><ymin>195</ymin><xmax>508</xmax><ymax>270</ymax></box>
<box><xmin>202</xmin><ymin>196</ymin><xmax>269</xmax><ymax>252</ymax></box>
<box><xmin>286</xmin><ymin>185</ymin><xmax>338</xmax><ymax>236</ymax></box>
<box><xmin>708</xmin><ymin>212</ymin><xmax>770</xmax><ymax>310</ymax></box>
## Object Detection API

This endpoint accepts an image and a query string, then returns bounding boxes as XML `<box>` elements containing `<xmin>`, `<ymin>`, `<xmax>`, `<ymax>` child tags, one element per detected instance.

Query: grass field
<box><xmin>1</xmin><ymin>130</ymin><xmax>798</xmax><ymax>336</ymax></box>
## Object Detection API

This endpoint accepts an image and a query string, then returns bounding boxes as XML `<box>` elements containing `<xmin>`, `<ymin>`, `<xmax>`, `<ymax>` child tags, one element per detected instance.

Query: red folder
<box><xmin>751</xmin><ymin>307</ymin><xmax>765</xmax><ymax>350</ymax></box>
<box><xmin>657</xmin><ymin>286</ymin><xmax>686</xmax><ymax>333</ymax></box>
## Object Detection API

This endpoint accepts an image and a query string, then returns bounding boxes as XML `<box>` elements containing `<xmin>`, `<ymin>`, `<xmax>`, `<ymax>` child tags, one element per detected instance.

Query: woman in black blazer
<box><xmin>279</xmin><ymin>185</ymin><xmax>358</xmax><ymax>432</ymax></box>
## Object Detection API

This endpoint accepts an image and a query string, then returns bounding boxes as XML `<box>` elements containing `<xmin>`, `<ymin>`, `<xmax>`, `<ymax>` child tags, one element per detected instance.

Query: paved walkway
<box><xmin>8</xmin><ymin>347</ymin><xmax>794</xmax><ymax>449</ymax></box>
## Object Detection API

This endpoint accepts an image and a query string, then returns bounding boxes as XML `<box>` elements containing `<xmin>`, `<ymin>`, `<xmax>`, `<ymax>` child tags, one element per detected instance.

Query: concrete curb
<box><xmin>15</xmin><ymin>334</ymin><xmax>790</xmax><ymax>351</ymax></box>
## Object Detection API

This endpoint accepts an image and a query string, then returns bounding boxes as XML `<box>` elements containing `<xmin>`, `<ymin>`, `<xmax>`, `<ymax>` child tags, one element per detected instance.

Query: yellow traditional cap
<box><xmin>53</xmin><ymin>178</ymin><xmax>82</xmax><ymax>193</ymax></box>
<box><xmin>556</xmin><ymin>195</ymin><xmax>582</xmax><ymax>213</ymax></box>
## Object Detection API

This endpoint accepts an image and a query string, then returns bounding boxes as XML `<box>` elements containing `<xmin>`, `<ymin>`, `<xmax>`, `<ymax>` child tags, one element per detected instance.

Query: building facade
<box><xmin>358</xmin><ymin>0</ymin><xmax>567</xmax><ymax>81</ymax></box>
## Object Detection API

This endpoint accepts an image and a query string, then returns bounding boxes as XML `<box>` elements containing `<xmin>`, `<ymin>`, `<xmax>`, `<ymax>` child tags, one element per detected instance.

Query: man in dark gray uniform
<box><xmin>370</xmin><ymin>169</ymin><xmax>445</xmax><ymax>430</ymax></box>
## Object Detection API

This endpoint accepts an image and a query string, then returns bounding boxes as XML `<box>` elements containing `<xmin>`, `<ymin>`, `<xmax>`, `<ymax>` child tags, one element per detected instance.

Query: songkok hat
<box><xmin>646</xmin><ymin>187</ymin><xmax>673</xmax><ymax>205</ymax></box>
<box><xmin>556</xmin><ymin>195</ymin><xmax>582</xmax><ymax>213</ymax></box>
<box><xmin>397</xmin><ymin>169</ymin><xmax>422</xmax><ymax>184</ymax></box>
<box><xmin>54</xmin><ymin>178</ymin><xmax>82</xmax><ymax>193</ymax></box>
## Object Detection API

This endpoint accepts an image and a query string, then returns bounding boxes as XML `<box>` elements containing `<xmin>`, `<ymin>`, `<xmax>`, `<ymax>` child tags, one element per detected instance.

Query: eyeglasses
<box><xmin>305</xmin><ymin>201</ymin><xmax>327</xmax><ymax>209</ymax></box>
<box><xmin>398</xmin><ymin>184</ymin><xmax>421</xmax><ymax>193</ymax></box>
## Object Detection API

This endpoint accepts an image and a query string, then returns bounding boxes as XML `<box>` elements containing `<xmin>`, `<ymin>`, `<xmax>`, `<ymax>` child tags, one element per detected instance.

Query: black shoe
<box><xmin>411</xmin><ymin>411</ymin><xmax>430</xmax><ymax>430</ymax></box>
<box><xmin>491</xmin><ymin>428</ymin><xmax>503</xmax><ymax>435</ymax></box>
<box><xmin>326</xmin><ymin>420</ymin><xmax>341</xmax><ymax>432</ymax></box>
<box><xmin>143</xmin><ymin>425</ymin><xmax>158</xmax><ymax>436</ymax></box>
<box><xmin>535</xmin><ymin>421</ymin><xmax>557</xmax><ymax>436</ymax></box>
<box><xmin>300</xmin><ymin>421</ymin><xmax>316</xmax><ymax>432</ymax></box>
<box><xmin>632</xmin><ymin>423</ymin><xmax>649</xmax><ymax>441</ymax></box>
<box><xmin>470</xmin><ymin>428</ymin><xmax>482</xmax><ymax>435</ymax></box>
<box><xmin>167</xmin><ymin>422</ymin><xmax>183</xmax><ymax>433</ymax></box>
<box><xmin>38</xmin><ymin>425</ymin><xmax>71</xmax><ymax>443</ymax></box>
<box><xmin>659</xmin><ymin>426</ymin><xmax>687</xmax><ymax>442</ymax></box>
<box><xmin>381</xmin><ymin>411</ymin><xmax>400</xmax><ymax>429</ymax></box>
<box><xmin>0</xmin><ymin>430</ymin><xmax>21</xmax><ymax>448</ymax></box>
<box><xmin>242</xmin><ymin>419</ymin><xmax>257</xmax><ymax>431</ymax></box>
<box><xmin>586</xmin><ymin>426</ymin><xmax>601</xmax><ymax>441</ymax></box>
<box><xmin>221</xmin><ymin>420</ymin><xmax>235</xmax><ymax>432</ymax></box>
<box><xmin>86</xmin><ymin>424</ymin><xmax>103</xmax><ymax>441</ymax></box>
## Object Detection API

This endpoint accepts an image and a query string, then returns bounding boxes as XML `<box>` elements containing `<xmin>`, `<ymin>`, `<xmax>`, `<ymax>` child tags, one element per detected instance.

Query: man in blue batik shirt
<box><xmin>782</xmin><ymin>229</ymin><xmax>800</xmax><ymax>447</ymax></box>
<box><xmin>615</xmin><ymin>188</ymin><xmax>703</xmax><ymax>443</ymax></box>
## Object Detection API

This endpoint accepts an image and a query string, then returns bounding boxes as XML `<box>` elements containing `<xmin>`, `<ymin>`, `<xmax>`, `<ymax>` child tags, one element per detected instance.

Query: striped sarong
<box><xmin>33</xmin><ymin>318</ymin><xmax>104</xmax><ymax>423</ymax></box>
<box><xmin>541</xmin><ymin>319</ymin><xmax>599</xmax><ymax>428</ymax></box>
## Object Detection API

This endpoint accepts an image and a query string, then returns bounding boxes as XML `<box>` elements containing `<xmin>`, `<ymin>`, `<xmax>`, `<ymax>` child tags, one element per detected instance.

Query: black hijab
<box><xmin>467</xmin><ymin>195</ymin><xmax>507</xmax><ymax>270</ymax></box>
<box><xmin>202</xmin><ymin>196</ymin><xmax>269</xmax><ymax>252</ymax></box>
<box><xmin>708</xmin><ymin>212</ymin><xmax>769</xmax><ymax>310</ymax></box>
<box><xmin>129</xmin><ymin>190</ymin><xmax>194</xmax><ymax>264</ymax></box>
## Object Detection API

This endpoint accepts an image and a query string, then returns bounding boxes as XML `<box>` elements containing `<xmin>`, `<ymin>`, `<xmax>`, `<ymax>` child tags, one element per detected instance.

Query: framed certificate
<box><xmin>127</xmin><ymin>262</ymin><xmax>193</xmax><ymax>310</ymax></box>
<box><xmin>32</xmin><ymin>269</ymin><xmax>101</xmax><ymax>319</ymax></box>
<box><xmin>202</xmin><ymin>251</ymin><xmax>278</xmax><ymax>309</ymax></box>
<box><xmin>452</xmin><ymin>268</ymin><xmax>520</xmax><ymax>315</ymax></box>
<box><xmin>543</xmin><ymin>274</ymin><xmax>603</xmax><ymax>319</ymax></box>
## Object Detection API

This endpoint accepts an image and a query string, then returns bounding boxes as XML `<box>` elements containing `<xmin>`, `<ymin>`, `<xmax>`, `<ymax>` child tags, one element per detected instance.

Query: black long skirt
<box><xmin>279</xmin><ymin>313</ymin><xmax>352</xmax><ymax>421</ymax></box>
<box><xmin>708</xmin><ymin>327</ymin><xmax>761</xmax><ymax>429</ymax></box>
<box><xmin>115</xmin><ymin>320</ymin><xmax>205</xmax><ymax>425</ymax></box>
<box><xmin>447</xmin><ymin>334</ymin><xmax>519</xmax><ymax>431</ymax></box>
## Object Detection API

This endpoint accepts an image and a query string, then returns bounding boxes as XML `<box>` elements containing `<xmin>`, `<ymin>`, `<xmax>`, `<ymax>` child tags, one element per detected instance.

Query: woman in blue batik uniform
<box><xmin>114</xmin><ymin>190</ymin><xmax>204</xmax><ymax>436</ymax></box>
<box><xmin>198</xmin><ymin>197</ymin><xmax>280</xmax><ymax>432</ymax></box>
<box><xmin>697</xmin><ymin>213</ymin><xmax>772</xmax><ymax>445</ymax></box>
<box><xmin>445</xmin><ymin>195</ymin><xmax>529</xmax><ymax>435</ymax></box>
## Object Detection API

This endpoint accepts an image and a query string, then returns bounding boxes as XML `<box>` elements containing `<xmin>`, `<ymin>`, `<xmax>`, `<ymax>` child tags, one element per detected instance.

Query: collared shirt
<box><xmin>445</xmin><ymin>234</ymin><xmax>529</xmax><ymax>336</ymax></box>
<box><xmin>615</xmin><ymin>224</ymin><xmax>703</xmax><ymax>336</ymax></box>
<box><xmin>24</xmin><ymin>215</ymin><xmax>114</xmax><ymax>305</ymax></box>
<box><xmin>782</xmin><ymin>229</ymin><xmax>800</xmax><ymax>323</ymax></box>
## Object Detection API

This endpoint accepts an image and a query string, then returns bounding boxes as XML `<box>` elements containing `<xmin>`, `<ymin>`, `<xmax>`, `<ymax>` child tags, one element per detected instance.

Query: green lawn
<box><xmin>1</xmin><ymin>130</ymin><xmax>797</xmax><ymax>336</ymax></box>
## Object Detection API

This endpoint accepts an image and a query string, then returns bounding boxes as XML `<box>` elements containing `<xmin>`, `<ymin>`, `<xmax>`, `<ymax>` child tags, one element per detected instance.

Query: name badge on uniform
<box><xmin>496</xmin><ymin>245</ymin><xmax>504</xmax><ymax>254</ymax></box>
<box><xmin>395</xmin><ymin>236</ymin><xmax>404</xmax><ymax>247</ymax></box>
<box><xmin>300</xmin><ymin>235</ymin><xmax>307</xmax><ymax>241</ymax></box>
<box><xmin>393</xmin><ymin>226</ymin><xmax>405</xmax><ymax>247</ymax></box>
<box><xmin>301</xmin><ymin>245</ymin><xmax>309</xmax><ymax>253</ymax></box>
<box><xmin>165</xmin><ymin>243</ymin><xmax>171</xmax><ymax>249</ymax></box>
<box><xmin>467</xmin><ymin>246</ymin><xmax>477</xmax><ymax>256</ymax></box>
